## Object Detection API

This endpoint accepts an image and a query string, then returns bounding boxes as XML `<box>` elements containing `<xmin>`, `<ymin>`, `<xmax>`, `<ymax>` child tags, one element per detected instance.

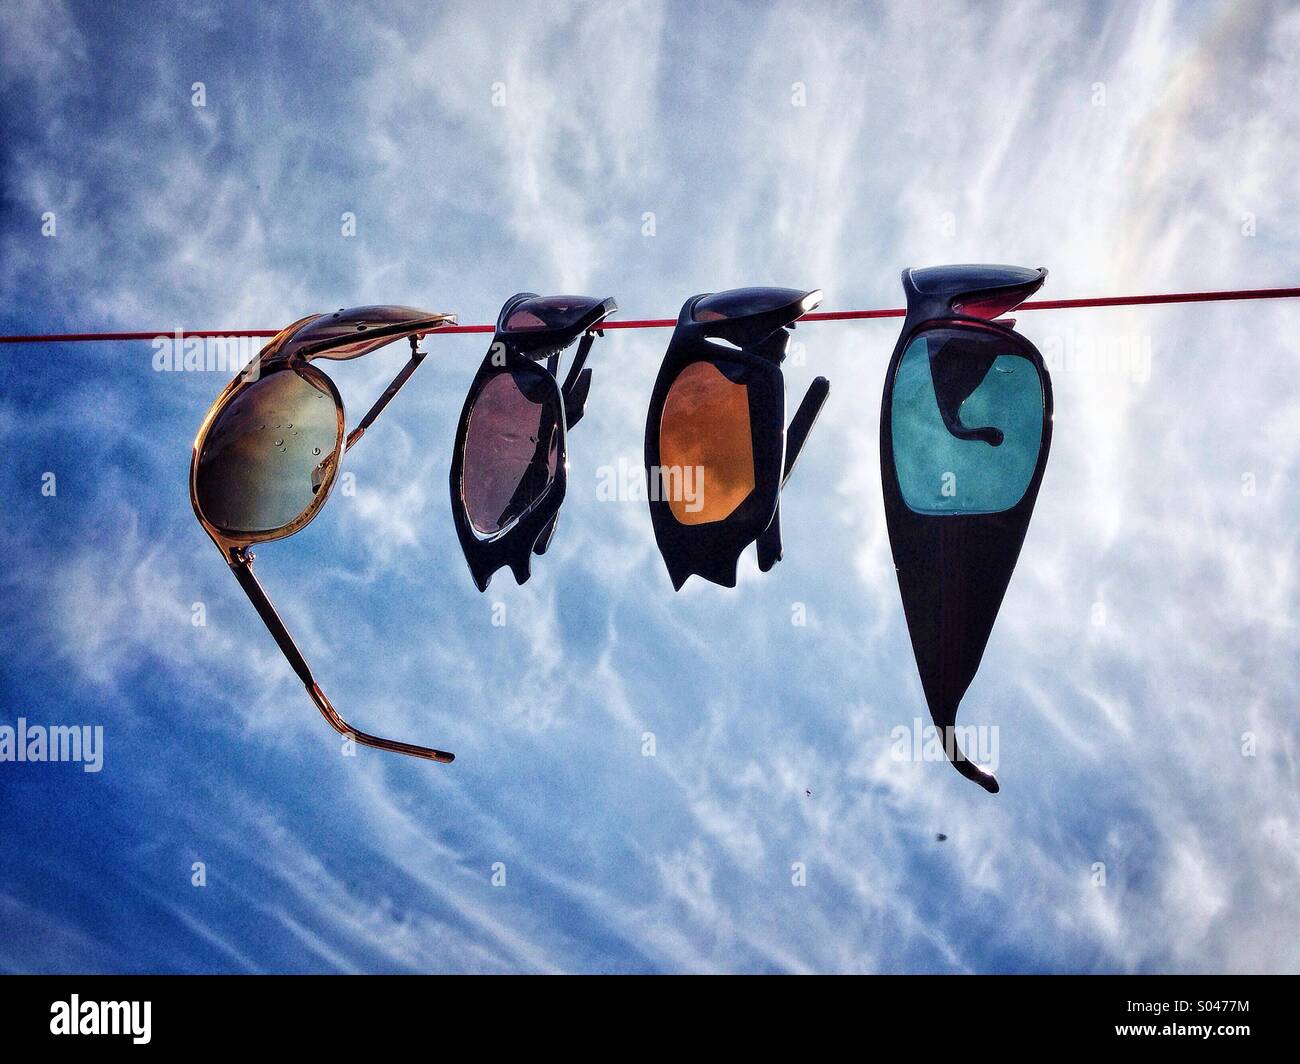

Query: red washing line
<box><xmin>1</xmin><ymin>286</ymin><xmax>1297</xmax><ymax>344</ymax></box>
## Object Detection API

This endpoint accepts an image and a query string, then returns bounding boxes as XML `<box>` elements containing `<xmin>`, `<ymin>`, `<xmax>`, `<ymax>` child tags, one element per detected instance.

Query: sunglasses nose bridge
<box><xmin>690</xmin><ymin>286</ymin><xmax>822</xmax><ymax>346</ymax></box>
<box><xmin>494</xmin><ymin>294</ymin><xmax>618</xmax><ymax>356</ymax></box>
<box><xmin>903</xmin><ymin>265</ymin><xmax>1047</xmax><ymax>322</ymax></box>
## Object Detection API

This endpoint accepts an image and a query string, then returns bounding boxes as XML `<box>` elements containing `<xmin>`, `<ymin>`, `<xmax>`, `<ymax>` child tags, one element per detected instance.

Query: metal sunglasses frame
<box><xmin>190</xmin><ymin>305</ymin><xmax>458</xmax><ymax>763</ymax></box>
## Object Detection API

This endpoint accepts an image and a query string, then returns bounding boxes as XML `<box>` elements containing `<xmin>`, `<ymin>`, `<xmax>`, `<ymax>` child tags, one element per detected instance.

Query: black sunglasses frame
<box><xmin>449</xmin><ymin>293</ymin><xmax>616</xmax><ymax>591</ymax></box>
<box><xmin>879</xmin><ymin>265</ymin><xmax>1053</xmax><ymax>793</ymax></box>
<box><xmin>644</xmin><ymin>289</ymin><xmax>830</xmax><ymax>590</ymax></box>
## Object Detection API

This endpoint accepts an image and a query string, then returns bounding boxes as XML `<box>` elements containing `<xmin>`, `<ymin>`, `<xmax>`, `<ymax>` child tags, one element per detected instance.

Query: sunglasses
<box><xmin>190</xmin><ymin>267</ymin><xmax>1052</xmax><ymax>783</ymax></box>
<box><xmin>643</xmin><ymin>287</ymin><xmax>830</xmax><ymax>589</ymax></box>
<box><xmin>880</xmin><ymin>265</ymin><xmax>1053</xmax><ymax>792</ymax></box>
<box><xmin>450</xmin><ymin>293</ymin><xmax>617</xmax><ymax>590</ymax></box>
<box><xmin>190</xmin><ymin>305</ymin><xmax>458</xmax><ymax>763</ymax></box>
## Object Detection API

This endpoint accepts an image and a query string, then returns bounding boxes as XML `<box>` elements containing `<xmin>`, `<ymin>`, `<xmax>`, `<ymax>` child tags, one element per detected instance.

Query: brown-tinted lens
<box><xmin>659</xmin><ymin>360</ymin><xmax>755</xmax><ymax>525</ymax></box>
<box><xmin>195</xmin><ymin>367</ymin><xmax>341</xmax><ymax>535</ymax></box>
<box><xmin>462</xmin><ymin>367</ymin><xmax>561</xmax><ymax>535</ymax></box>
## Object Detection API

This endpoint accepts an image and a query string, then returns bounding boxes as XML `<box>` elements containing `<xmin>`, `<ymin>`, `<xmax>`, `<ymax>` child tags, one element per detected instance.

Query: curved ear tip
<box><xmin>952</xmin><ymin>758</ymin><xmax>1000</xmax><ymax>793</ymax></box>
<box><xmin>943</xmin><ymin>729</ymin><xmax>1000</xmax><ymax>792</ymax></box>
<box><xmin>964</xmin><ymin>763</ymin><xmax>999</xmax><ymax>793</ymax></box>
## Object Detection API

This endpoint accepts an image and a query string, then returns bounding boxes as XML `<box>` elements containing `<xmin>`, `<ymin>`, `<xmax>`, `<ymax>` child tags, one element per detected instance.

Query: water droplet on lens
<box><xmin>312</xmin><ymin>447</ymin><xmax>321</xmax><ymax>456</ymax></box>
<box><xmin>275</xmin><ymin>439</ymin><xmax>284</xmax><ymax>447</ymax></box>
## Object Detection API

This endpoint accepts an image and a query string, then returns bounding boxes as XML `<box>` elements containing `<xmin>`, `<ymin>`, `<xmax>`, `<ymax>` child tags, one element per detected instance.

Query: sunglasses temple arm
<box><xmin>757</xmin><ymin>502</ymin><xmax>782</xmax><ymax>571</ymax></box>
<box><xmin>345</xmin><ymin>338</ymin><xmax>428</xmax><ymax>453</ymax></box>
<box><xmin>759</xmin><ymin>374</ymin><xmax>829</xmax><ymax>571</ymax></box>
<box><xmin>781</xmin><ymin>376</ymin><xmax>831</xmax><ymax>486</ymax></box>
<box><xmin>560</xmin><ymin>332</ymin><xmax>597</xmax><ymax>428</ymax></box>
<box><xmin>226</xmin><ymin>551</ymin><xmax>455</xmax><ymax>763</ymax></box>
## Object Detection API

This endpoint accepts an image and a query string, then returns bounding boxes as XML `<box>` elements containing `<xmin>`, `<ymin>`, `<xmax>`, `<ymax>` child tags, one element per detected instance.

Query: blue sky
<box><xmin>0</xmin><ymin>0</ymin><xmax>1296</xmax><ymax>973</ymax></box>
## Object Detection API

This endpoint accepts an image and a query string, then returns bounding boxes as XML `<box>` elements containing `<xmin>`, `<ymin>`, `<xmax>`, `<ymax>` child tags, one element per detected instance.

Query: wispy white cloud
<box><xmin>0</xmin><ymin>0</ymin><xmax>1296</xmax><ymax>975</ymax></box>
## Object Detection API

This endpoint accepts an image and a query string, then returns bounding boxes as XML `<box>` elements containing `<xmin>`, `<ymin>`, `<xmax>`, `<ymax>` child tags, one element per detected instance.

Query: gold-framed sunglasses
<box><xmin>190</xmin><ymin>305</ymin><xmax>457</xmax><ymax>762</ymax></box>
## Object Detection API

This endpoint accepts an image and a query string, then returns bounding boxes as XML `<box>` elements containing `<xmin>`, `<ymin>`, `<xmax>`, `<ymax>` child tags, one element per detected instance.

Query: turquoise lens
<box><xmin>891</xmin><ymin>328</ymin><xmax>1043</xmax><ymax>515</ymax></box>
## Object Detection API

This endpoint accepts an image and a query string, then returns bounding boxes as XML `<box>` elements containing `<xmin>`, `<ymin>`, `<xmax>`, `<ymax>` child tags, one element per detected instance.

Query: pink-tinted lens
<box><xmin>462</xmin><ymin>368</ymin><xmax>561</xmax><ymax>535</ymax></box>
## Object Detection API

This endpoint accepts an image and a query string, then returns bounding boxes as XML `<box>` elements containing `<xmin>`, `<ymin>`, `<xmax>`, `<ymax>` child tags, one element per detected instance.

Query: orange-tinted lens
<box><xmin>659</xmin><ymin>361</ymin><xmax>755</xmax><ymax>525</ymax></box>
